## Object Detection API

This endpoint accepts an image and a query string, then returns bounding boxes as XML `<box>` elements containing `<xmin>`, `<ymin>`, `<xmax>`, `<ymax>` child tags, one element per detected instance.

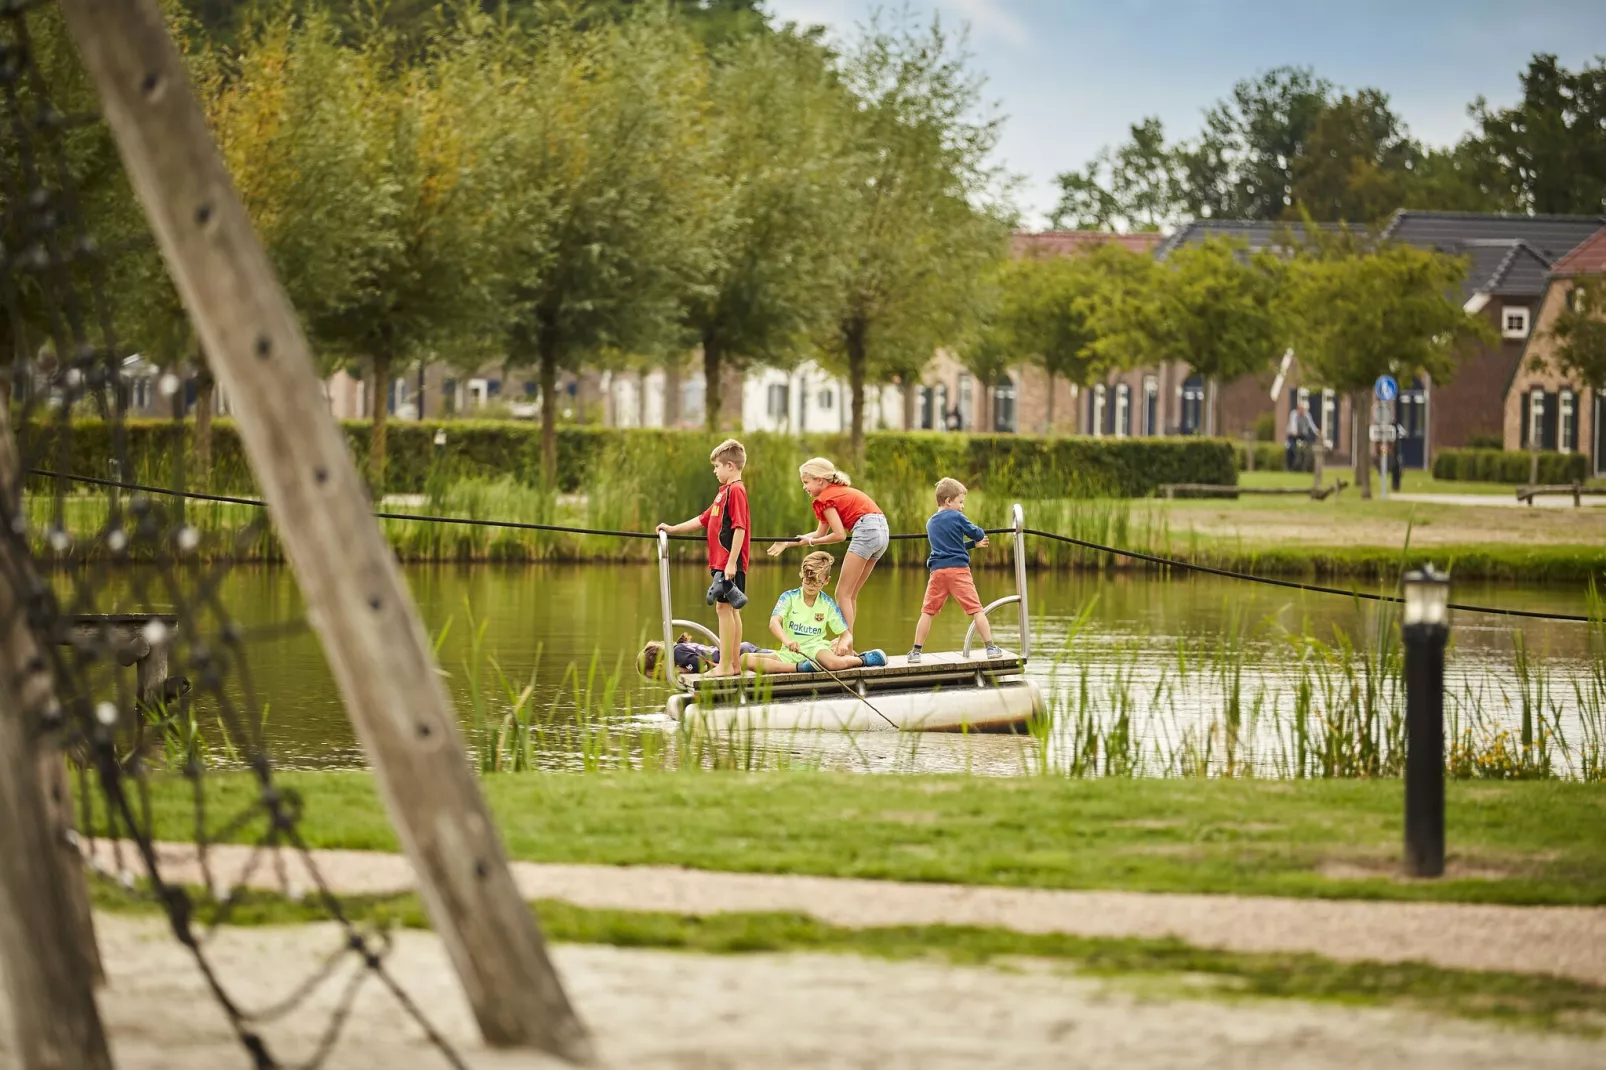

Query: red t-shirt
<box><xmin>700</xmin><ymin>480</ymin><xmax>750</xmax><ymax>574</ymax></box>
<box><xmin>812</xmin><ymin>483</ymin><xmax>882</xmax><ymax>534</ymax></box>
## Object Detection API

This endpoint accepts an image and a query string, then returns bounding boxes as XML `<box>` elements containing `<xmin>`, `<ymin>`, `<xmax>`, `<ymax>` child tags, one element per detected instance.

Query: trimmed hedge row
<box><xmin>22</xmin><ymin>419</ymin><xmax>1237</xmax><ymax>499</ymax></box>
<box><xmin>1430</xmin><ymin>448</ymin><xmax>1588</xmax><ymax>484</ymax></box>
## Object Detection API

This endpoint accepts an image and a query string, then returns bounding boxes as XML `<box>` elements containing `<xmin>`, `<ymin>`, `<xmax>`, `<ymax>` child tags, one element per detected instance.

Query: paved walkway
<box><xmin>34</xmin><ymin>913</ymin><xmax>1604</xmax><ymax>1069</ymax></box>
<box><xmin>1390</xmin><ymin>492</ymin><xmax>1606</xmax><ymax>509</ymax></box>
<box><xmin>92</xmin><ymin>841</ymin><xmax>1606</xmax><ymax>986</ymax></box>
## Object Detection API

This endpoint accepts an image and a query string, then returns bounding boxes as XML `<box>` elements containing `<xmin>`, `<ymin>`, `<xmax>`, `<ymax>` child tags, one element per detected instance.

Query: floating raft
<box><xmin>665</xmin><ymin>651</ymin><xmax>1042</xmax><ymax>733</ymax></box>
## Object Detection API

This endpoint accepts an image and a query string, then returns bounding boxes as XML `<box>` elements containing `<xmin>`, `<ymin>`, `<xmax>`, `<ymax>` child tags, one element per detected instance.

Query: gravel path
<box><xmin>91</xmin><ymin>841</ymin><xmax>1606</xmax><ymax>985</ymax></box>
<box><xmin>5</xmin><ymin>913</ymin><xmax>1601</xmax><ymax>1070</ymax></box>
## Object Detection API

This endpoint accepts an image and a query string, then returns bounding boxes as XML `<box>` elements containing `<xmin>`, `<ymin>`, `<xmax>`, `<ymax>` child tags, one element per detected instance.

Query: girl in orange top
<box><xmin>766</xmin><ymin>457</ymin><xmax>889</xmax><ymax>634</ymax></box>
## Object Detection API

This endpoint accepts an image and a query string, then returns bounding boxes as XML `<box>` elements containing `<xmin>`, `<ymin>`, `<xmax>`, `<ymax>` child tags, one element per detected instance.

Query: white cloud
<box><xmin>943</xmin><ymin>0</ymin><xmax>1031</xmax><ymax>50</ymax></box>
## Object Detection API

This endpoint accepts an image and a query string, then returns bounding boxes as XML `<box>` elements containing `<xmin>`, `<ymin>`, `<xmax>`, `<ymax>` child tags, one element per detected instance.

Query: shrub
<box><xmin>1431</xmin><ymin>448</ymin><xmax>1587</xmax><ymax>484</ymax></box>
<box><xmin>1466</xmin><ymin>433</ymin><xmax>1503</xmax><ymax>450</ymax></box>
<box><xmin>23</xmin><ymin>420</ymin><xmax>1236</xmax><ymax>500</ymax></box>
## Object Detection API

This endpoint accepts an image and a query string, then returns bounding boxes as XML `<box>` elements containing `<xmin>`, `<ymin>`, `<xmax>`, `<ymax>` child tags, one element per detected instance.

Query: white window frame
<box><xmin>1502</xmin><ymin>305</ymin><xmax>1531</xmax><ymax>340</ymax></box>
<box><xmin>766</xmin><ymin>382</ymin><xmax>789</xmax><ymax>420</ymax></box>
<box><xmin>817</xmin><ymin>388</ymin><xmax>834</xmax><ymax>411</ymax></box>
<box><xmin>1529</xmin><ymin>390</ymin><xmax>1546</xmax><ymax>449</ymax></box>
<box><xmin>1091</xmin><ymin>384</ymin><xmax>1107</xmax><ymax>438</ymax></box>
<box><xmin>1321</xmin><ymin>389</ymin><xmax>1338</xmax><ymax>450</ymax></box>
<box><xmin>1560</xmin><ymin>389</ymin><xmax>1576</xmax><ymax>454</ymax></box>
<box><xmin>1114</xmin><ymin>383</ymin><xmax>1131</xmax><ymax>438</ymax></box>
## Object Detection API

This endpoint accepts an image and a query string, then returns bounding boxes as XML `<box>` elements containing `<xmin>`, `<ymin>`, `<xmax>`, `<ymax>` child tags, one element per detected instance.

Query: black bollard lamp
<box><xmin>1401</xmin><ymin>564</ymin><xmax>1450</xmax><ymax>878</ymax></box>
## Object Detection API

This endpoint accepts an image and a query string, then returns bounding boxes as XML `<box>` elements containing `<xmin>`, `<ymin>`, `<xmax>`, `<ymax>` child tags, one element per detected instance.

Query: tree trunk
<box><xmin>1353</xmin><ymin>388</ymin><xmax>1372</xmax><ymax>500</ymax></box>
<box><xmin>194</xmin><ymin>361</ymin><xmax>214</xmax><ymax>488</ymax></box>
<box><xmin>845</xmin><ymin>318</ymin><xmax>867</xmax><ymax>460</ymax></box>
<box><xmin>702</xmin><ymin>333</ymin><xmax>723</xmax><ymax>432</ymax></box>
<box><xmin>902</xmin><ymin>379</ymin><xmax>918</xmax><ymax>431</ymax></box>
<box><xmin>637</xmin><ymin>367</ymin><xmax>648</xmax><ymax>428</ymax></box>
<box><xmin>368</xmin><ymin>351</ymin><xmax>391</xmax><ymax>494</ymax></box>
<box><xmin>664</xmin><ymin>354</ymin><xmax>682</xmax><ymax>428</ymax></box>
<box><xmin>540</xmin><ymin>340</ymin><xmax>559</xmax><ymax>486</ymax></box>
<box><xmin>1045</xmin><ymin>370</ymin><xmax>1056</xmax><ymax>433</ymax></box>
<box><xmin>1209</xmin><ymin>377</ymin><xmax>1222</xmax><ymax>438</ymax></box>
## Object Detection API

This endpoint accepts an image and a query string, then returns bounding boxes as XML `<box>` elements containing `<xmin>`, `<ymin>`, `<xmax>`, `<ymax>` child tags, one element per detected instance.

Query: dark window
<box><xmin>524</xmin><ymin>381</ymin><xmax>537</xmax><ymax>397</ymax></box>
<box><xmin>1181</xmin><ymin>375</ymin><xmax>1205</xmax><ymax>435</ymax></box>
<box><xmin>993</xmin><ymin>376</ymin><xmax>1017</xmax><ymax>433</ymax></box>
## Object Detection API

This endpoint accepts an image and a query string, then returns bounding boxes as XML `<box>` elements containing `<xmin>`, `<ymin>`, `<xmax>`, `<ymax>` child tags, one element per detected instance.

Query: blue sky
<box><xmin>765</xmin><ymin>0</ymin><xmax>1606</xmax><ymax>226</ymax></box>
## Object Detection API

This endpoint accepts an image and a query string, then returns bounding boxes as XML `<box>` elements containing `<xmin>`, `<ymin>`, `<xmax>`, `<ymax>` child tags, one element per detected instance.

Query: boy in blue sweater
<box><xmin>908</xmin><ymin>477</ymin><xmax>1001</xmax><ymax>662</ymax></box>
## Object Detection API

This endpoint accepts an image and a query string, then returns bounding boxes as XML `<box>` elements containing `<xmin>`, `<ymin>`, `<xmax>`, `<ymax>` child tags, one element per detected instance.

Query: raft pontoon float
<box><xmin>656</xmin><ymin>504</ymin><xmax>1044</xmax><ymax>732</ymax></box>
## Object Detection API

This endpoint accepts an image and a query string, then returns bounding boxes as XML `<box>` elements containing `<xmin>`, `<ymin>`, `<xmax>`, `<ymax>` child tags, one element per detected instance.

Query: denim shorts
<box><xmin>846</xmin><ymin>513</ymin><xmax>889</xmax><ymax>562</ymax></box>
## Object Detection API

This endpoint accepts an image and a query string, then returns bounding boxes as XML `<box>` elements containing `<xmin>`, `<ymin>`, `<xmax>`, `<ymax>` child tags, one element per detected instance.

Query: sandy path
<box><xmin>89</xmin><ymin>841</ymin><xmax>1606</xmax><ymax>986</ymax></box>
<box><xmin>3</xmin><ymin>913</ymin><xmax>1601</xmax><ymax>1070</ymax></box>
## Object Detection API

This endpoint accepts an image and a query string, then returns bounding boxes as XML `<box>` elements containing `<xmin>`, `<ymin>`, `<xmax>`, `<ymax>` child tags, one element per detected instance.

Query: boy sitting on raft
<box><xmin>743</xmin><ymin>551</ymin><xmax>887</xmax><ymax>675</ymax></box>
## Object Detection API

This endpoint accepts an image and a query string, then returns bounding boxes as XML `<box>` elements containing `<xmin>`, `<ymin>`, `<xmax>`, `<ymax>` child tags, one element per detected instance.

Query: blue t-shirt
<box><xmin>926</xmin><ymin>509</ymin><xmax>986</xmax><ymax>571</ymax></box>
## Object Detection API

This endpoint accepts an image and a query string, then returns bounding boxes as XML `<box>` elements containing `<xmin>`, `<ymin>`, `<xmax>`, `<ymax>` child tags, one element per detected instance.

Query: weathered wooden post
<box><xmin>0</xmin><ymin>413</ymin><xmax>112</xmax><ymax>1066</ymax></box>
<box><xmin>56</xmin><ymin>0</ymin><xmax>591</xmax><ymax>1060</ymax></box>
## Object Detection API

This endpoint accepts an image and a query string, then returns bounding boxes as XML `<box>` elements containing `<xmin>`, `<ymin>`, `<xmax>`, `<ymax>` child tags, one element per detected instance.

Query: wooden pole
<box><xmin>0</xmin><ymin>416</ymin><xmax>112</xmax><ymax>1066</ymax></box>
<box><xmin>55</xmin><ymin>2</ymin><xmax>591</xmax><ymax>1060</ymax></box>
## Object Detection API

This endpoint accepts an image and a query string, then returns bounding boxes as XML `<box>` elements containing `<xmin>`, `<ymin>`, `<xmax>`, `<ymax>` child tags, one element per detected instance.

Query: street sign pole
<box><xmin>1374</xmin><ymin>376</ymin><xmax>1399</xmax><ymax>501</ymax></box>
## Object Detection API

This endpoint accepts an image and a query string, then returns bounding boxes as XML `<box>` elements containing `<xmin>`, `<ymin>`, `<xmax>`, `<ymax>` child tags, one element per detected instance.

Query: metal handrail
<box><xmin>962</xmin><ymin>595</ymin><xmax>1021</xmax><ymax>657</ymax></box>
<box><xmin>1012</xmin><ymin>503</ymin><xmax>1030</xmax><ymax>659</ymax></box>
<box><xmin>672</xmin><ymin>619</ymin><xmax>721</xmax><ymax>647</ymax></box>
<box><xmin>656</xmin><ymin>531</ymin><xmax>695</xmax><ymax>693</ymax></box>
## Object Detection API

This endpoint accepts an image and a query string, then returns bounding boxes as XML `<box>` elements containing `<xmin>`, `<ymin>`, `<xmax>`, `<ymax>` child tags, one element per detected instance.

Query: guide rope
<box><xmin>30</xmin><ymin>468</ymin><xmax>1595</xmax><ymax>624</ymax></box>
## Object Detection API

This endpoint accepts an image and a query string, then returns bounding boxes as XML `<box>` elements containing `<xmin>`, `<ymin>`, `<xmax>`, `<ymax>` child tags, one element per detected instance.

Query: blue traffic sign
<box><xmin>1375</xmin><ymin>375</ymin><xmax>1399</xmax><ymax>402</ymax></box>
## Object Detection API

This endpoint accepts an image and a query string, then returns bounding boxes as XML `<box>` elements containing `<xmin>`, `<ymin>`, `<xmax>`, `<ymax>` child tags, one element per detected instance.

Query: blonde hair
<box><xmin>800</xmin><ymin>550</ymin><xmax>834</xmax><ymax>587</ymax></box>
<box><xmin>934</xmin><ymin>477</ymin><xmax>967</xmax><ymax>505</ymax></box>
<box><xmin>710</xmin><ymin>439</ymin><xmax>746</xmax><ymax>467</ymax></box>
<box><xmin>799</xmin><ymin>457</ymin><xmax>851</xmax><ymax>487</ymax></box>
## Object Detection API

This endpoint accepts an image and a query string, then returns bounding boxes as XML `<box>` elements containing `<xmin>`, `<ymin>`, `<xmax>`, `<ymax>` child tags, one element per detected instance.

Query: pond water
<box><xmin>63</xmin><ymin>563</ymin><xmax>1604</xmax><ymax>777</ymax></box>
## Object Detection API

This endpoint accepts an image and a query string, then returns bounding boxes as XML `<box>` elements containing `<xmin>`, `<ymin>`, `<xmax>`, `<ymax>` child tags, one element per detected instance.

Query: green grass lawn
<box><xmin>98</xmin><ymin>771</ymin><xmax>1606</xmax><ymax>906</ymax></box>
<box><xmin>1237</xmin><ymin>470</ymin><xmax>1522</xmax><ymax>495</ymax></box>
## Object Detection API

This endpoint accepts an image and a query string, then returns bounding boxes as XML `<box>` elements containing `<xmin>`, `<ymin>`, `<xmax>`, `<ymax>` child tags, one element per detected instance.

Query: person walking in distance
<box><xmin>1286</xmin><ymin>399</ymin><xmax>1318</xmax><ymax>471</ymax></box>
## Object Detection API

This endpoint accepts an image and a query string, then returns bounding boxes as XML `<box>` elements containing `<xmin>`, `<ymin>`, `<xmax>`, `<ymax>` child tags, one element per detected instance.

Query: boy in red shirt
<box><xmin>658</xmin><ymin>439</ymin><xmax>750</xmax><ymax>677</ymax></box>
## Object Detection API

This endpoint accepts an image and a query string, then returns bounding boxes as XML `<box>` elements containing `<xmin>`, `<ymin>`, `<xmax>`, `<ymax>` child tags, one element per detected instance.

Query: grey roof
<box><xmin>1456</xmin><ymin>240</ymin><xmax>1552</xmax><ymax>297</ymax></box>
<box><xmin>1153</xmin><ymin>219</ymin><xmax>1346</xmax><ymax>260</ymax></box>
<box><xmin>1380</xmin><ymin>210</ymin><xmax>1606</xmax><ymax>263</ymax></box>
<box><xmin>1157</xmin><ymin>211</ymin><xmax>1606</xmax><ymax>297</ymax></box>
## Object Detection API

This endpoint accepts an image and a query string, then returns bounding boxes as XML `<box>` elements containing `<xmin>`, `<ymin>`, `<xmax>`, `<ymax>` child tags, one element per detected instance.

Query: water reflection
<box><xmin>57</xmin><ymin>563</ymin><xmax>1600</xmax><ymax>775</ymax></box>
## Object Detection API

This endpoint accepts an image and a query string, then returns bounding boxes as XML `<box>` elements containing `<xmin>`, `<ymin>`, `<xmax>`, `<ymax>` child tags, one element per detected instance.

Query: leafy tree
<box><xmin>1289</xmin><ymin>89</ymin><xmax>1417</xmax><ymax>223</ymax></box>
<box><xmin>1049</xmin><ymin>118</ymin><xmax>1175</xmax><ymax>232</ymax></box>
<box><xmin>1544</xmin><ymin>280</ymin><xmax>1606</xmax><ymax>390</ymax></box>
<box><xmin>990</xmin><ymin>245</ymin><xmax>1150</xmax><ymax>430</ymax></box>
<box><xmin>686</xmin><ymin>29</ymin><xmax>852</xmax><ymax>430</ymax></box>
<box><xmin>1288</xmin><ymin>232</ymin><xmax>1492</xmax><ymax>498</ymax></box>
<box><xmin>1092</xmin><ymin>237</ymin><xmax>1286</xmax><ymax>436</ymax></box>
<box><xmin>502</xmin><ymin>14</ymin><xmax>718</xmax><ymax>480</ymax></box>
<box><xmin>1464</xmin><ymin>54</ymin><xmax>1606</xmax><ymax>215</ymax></box>
<box><xmin>826</xmin><ymin>13</ymin><xmax>1010</xmax><ymax>458</ymax></box>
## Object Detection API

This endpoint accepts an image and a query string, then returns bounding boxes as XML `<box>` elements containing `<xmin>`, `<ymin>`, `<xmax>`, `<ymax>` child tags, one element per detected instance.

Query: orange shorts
<box><xmin>922</xmin><ymin>567</ymin><xmax>983</xmax><ymax>616</ymax></box>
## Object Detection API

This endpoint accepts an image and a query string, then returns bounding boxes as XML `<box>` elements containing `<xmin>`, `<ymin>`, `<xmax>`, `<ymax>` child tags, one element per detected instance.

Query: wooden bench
<box><xmin>1515</xmin><ymin>483</ymin><xmax>1606</xmax><ymax>507</ymax></box>
<box><xmin>1159</xmin><ymin>480</ymin><xmax>1348</xmax><ymax>501</ymax></box>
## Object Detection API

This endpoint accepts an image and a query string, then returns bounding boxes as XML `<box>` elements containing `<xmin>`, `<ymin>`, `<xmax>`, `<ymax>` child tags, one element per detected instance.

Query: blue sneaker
<box><xmin>861</xmin><ymin>649</ymin><xmax>887</xmax><ymax>668</ymax></box>
<box><xmin>797</xmin><ymin>658</ymin><xmax>819</xmax><ymax>673</ymax></box>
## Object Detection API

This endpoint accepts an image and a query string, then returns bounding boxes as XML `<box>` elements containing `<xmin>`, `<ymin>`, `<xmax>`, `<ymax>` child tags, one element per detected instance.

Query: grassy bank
<box><xmin>89</xmin><ymin>772</ymin><xmax>1606</xmax><ymax>906</ymax></box>
<box><xmin>86</xmin><ymin>881</ymin><xmax>1606</xmax><ymax>1032</ymax></box>
<box><xmin>31</xmin><ymin>477</ymin><xmax>1606</xmax><ymax>582</ymax></box>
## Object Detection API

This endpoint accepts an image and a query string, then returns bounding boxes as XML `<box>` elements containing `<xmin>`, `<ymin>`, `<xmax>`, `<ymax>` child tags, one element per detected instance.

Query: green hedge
<box><xmin>1431</xmin><ymin>448</ymin><xmax>1588</xmax><ymax>484</ymax></box>
<box><xmin>20</xmin><ymin>419</ymin><xmax>1236</xmax><ymax>500</ymax></box>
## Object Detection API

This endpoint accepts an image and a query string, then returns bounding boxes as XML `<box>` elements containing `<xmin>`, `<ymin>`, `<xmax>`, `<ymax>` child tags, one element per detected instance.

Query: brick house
<box><xmin>1502</xmin><ymin>226</ymin><xmax>1606</xmax><ymax>474</ymax></box>
<box><xmin>914</xmin><ymin>230</ymin><xmax>1165</xmax><ymax>436</ymax></box>
<box><xmin>1153</xmin><ymin>211</ymin><xmax>1606</xmax><ymax>467</ymax></box>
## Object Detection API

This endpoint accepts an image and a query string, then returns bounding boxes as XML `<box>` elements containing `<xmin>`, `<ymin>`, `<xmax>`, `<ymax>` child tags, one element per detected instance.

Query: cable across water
<box><xmin>30</xmin><ymin>468</ymin><xmax>1595</xmax><ymax>623</ymax></box>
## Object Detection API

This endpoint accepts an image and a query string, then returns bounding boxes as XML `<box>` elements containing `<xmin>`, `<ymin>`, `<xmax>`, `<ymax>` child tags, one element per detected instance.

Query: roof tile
<box><xmin>1551</xmin><ymin>226</ymin><xmax>1606</xmax><ymax>276</ymax></box>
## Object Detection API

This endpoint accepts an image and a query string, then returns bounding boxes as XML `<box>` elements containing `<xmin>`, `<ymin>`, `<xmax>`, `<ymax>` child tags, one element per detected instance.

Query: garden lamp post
<box><xmin>1402</xmin><ymin>565</ymin><xmax>1450</xmax><ymax>878</ymax></box>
